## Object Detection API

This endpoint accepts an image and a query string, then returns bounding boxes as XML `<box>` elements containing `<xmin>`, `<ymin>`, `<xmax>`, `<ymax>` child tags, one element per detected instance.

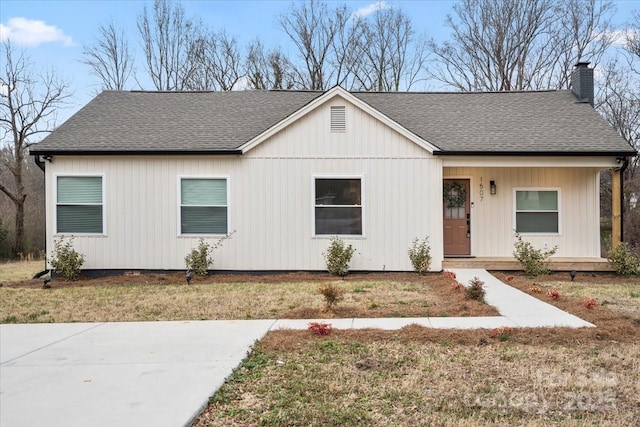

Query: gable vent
<box><xmin>330</xmin><ymin>106</ymin><xmax>346</xmax><ymax>132</ymax></box>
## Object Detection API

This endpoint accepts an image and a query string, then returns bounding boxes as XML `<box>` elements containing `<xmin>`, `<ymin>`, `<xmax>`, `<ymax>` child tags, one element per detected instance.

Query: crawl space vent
<box><xmin>330</xmin><ymin>106</ymin><xmax>346</xmax><ymax>132</ymax></box>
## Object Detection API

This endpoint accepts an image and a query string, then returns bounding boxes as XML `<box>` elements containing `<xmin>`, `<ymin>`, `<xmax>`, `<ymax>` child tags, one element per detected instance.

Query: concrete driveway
<box><xmin>0</xmin><ymin>320</ymin><xmax>274</xmax><ymax>427</ymax></box>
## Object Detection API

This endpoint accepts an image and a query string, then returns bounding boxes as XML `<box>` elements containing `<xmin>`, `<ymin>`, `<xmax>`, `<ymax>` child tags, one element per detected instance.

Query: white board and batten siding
<box><xmin>443</xmin><ymin>167</ymin><xmax>602</xmax><ymax>258</ymax></box>
<box><xmin>46</xmin><ymin>96</ymin><xmax>443</xmax><ymax>271</ymax></box>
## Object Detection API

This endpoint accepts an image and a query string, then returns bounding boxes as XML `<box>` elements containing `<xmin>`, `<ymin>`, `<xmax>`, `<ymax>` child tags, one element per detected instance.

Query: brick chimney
<box><xmin>571</xmin><ymin>62</ymin><xmax>594</xmax><ymax>107</ymax></box>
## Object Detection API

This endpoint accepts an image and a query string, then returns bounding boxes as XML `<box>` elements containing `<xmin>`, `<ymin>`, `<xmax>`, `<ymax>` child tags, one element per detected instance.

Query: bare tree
<box><xmin>188</xmin><ymin>31</ymin><xmax>243</xmax><ymax>91</ymax></box>
<box><xmin>429</xmin><ymin>0</ymin><xmax>614</xmax><ymax>91</ymax></box>
<box><xmin>137</xmin><ymin>0</ymin><xmax>201</xmax><ymax>90</ymax></box>
<box><xmin>82</xmin><ymin>20</ymin><xmax>133</xmax><ymax>90</ymax></box>
<box><xmin>245</xmin><ymin>40</ymin><xmax>296</xmax><ymax>90</ymax></box>
<box><xmin>353</xmin><ymin>5</ymin><xmax>428</xmax><ymax>91</ymax></box>
<box><xmin>627</xmin><ymin>10</ymin><xmax>640</xmax><ymax>74</ymax></box>
<box><xmin>596</xmin><ymin>11</ymin><xmax>640</xmax><ymax>247</ymax></box>
<box><xmin>0</xmin><ymin>41</ymin><xmax>70</xmax><ymax>256</ymax></box>
<box><xmin>279</xmin><ymin>0</ymin><xmax>350</xmax><ymax>90</ymax></box>
<box><xmin>597</xmin><ymin>60</ymin><xmax>640</xmax><ymax>178</ymax></box>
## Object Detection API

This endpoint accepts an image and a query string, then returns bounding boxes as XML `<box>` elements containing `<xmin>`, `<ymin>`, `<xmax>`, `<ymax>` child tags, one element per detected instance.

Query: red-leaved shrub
<box><xmin>547</xmin><ymin>289</ymin><xmax>560</xmax><ymax>300</ymax></box>
<box><xmin>308</xmin><ymin>322</ymin><xmax>332</xmax><ymax>335</ymax></box>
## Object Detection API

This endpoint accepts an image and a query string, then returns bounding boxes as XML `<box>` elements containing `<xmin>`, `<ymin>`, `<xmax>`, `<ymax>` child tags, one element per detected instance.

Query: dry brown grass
<box><xmin>193</xmin><ymin>272</ymin><xmax>640</xmax><ymax>426</ymax></box>
<box><xmin>0</xmin><ymin>260</ymin><xmax>44</xmax><ymax>281</ymax></box>
<box><xmin>195</xmin><ymin>329</ymin><xmax>640</xmax><ymax>426</ymax></box>
<box><xmin>0</xmin><ymin>272</ymin><xmax>496</xmax><ymax>323</ymax></box>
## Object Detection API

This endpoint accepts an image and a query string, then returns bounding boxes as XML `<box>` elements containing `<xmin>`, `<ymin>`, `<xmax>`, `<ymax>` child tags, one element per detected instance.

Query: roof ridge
<box><xmin>121</xmin><ymin>89</ymin><xmax>566</xmax><ymax>95</ymax></box>
<box><xmin>353</xmin><ymin>89</ymin><xmax>564</xmax><ymax>95</ymax></box>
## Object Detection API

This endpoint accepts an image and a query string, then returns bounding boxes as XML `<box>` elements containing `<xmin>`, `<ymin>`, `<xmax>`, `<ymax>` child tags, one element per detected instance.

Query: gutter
<box><xmin>434</xmin><ymin>150</ymin><xmax>637</xmax><ymax>157</ymax></box>
<box><xmin>620</xmin><ymin>157</ymin><xmax>629</xmax><ymax>243</ymax></box>
<box><xmin>29</xmin><ymin>149</ymin><xmax>244</xmax><ymax>156</ymax></box>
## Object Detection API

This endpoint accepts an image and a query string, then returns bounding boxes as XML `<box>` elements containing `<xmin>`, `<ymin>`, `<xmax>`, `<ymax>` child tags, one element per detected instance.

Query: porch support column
<box><xmin>612</xmin><ymin>168</ymin><xmax>622</xmax><ymax>248</ymax></box>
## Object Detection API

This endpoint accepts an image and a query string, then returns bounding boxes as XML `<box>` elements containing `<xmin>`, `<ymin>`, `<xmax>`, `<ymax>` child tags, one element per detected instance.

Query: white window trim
<box><xmin>513</xmin><ymin>187</ymin><xmax>561</xmax><ymax>235</ymax></box>
<box><xmin>54</xmin><ymin>173</ymin><xmax>106</xmax><ymax>236</ymax></box>
<box><xmin>312</xmin><ymin>174</ymin><xmax>365</xmax><ymax>238</ymax></box>
<box><xmin>177</xmin><ymin>175</ymin><xmax>230</xmax><ymax>237</ymax></box>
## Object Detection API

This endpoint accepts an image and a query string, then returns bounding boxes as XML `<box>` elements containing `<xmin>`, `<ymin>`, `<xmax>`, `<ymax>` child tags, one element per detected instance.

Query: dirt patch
<box><xmin>2</xmin><ymin>271</ymin><xmax>436</xmax><ymax>288</ymax></box>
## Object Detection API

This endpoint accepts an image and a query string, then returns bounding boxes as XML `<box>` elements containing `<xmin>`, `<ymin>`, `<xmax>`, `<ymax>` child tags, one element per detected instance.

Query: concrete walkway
<box><xmin>450</xmin><ymin>268</ymin><xmax>594</xmax><ymax>328</ymax></box>
<box><xmin>0</xmin><ymin>269</ymin><xmax>593</xmax><ymax>427</ymax></box>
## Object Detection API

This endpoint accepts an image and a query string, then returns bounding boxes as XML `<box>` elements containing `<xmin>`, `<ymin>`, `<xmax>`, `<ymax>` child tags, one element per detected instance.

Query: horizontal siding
<box><xmin>443</xmin><ymin>167</ymin><xmax>601</xmax><ymax>257</ymax></box>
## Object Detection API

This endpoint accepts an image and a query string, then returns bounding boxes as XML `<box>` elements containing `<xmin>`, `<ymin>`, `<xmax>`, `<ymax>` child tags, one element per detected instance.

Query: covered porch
<box><xmin>439</xmin><ymin>155</ymin><xmax>623</xmax><ymax>271</ymax></box>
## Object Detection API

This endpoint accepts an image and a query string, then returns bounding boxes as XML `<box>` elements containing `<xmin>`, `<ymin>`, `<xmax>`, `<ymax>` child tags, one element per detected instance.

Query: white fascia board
<box><xmin>239</xmin><ymin>86</ymin><xmax>440</xmax><ymax>154</ymax></box>
<box><xmin>441</xmin><ymin>156</ymin><xmax>621</xmax><ymax>169</ymax></box>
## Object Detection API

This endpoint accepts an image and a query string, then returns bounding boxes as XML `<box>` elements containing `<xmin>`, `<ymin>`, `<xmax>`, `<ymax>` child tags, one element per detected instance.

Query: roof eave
<box><xmin>434</xmin><ymin>150</ymin><xmax>637</xmax><ymax>157</ymax></box>
<box><xmin>29</xmin><ymin>149</ymin><xmax>243</xmax><ymax>156</ymax></box>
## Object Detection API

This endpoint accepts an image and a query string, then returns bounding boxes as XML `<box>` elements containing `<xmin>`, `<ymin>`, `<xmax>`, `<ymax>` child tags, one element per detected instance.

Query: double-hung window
<box><xmin>56</xmin><ymin>176</ymin><xmax>104</xmax><ymax>234</ymax></box>
<box><xmin>180</xmin><ymin>178</ymin><xmax>227</xmax><ymax>235</ymax></box>
<box><xmin>515</xmin><ymin>190</ymin><xmax>559</xmax><ymax>233</ymax></box>
<box><xmin>314</xmin><ymin>177</ymin><xmax>362</xmax><ymax>235</ymax></box>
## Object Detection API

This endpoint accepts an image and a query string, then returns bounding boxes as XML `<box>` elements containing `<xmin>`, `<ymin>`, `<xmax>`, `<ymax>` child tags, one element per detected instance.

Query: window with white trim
<box><xmin>315</xmin><ymin>178</ymin><xmax>362</xmax><ymax>235</ymax></box>
<box><xmin>56</xmin><ymin>176</ymin><xmax>104</xmax><ymax>234</ymax></box>
<box><xmin>180</xmin><ymin>178</ymin><xmax>227</xmax><ymax>234</ymax></box>
<box><xmin>515</xmin><ymin>190</ymin><xmax>559</xmax><ymax>233</ymax></box>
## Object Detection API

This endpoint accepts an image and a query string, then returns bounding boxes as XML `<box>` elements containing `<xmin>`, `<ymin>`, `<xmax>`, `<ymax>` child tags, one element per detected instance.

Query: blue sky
<box><xmin>1</xmin><ymin>0</ymin><xmax>638</xmax><ymax>130</ymax></box>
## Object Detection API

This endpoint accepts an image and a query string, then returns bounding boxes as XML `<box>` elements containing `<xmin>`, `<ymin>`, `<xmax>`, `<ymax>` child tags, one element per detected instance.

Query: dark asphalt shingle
<box><xmin>30</xmin><ymin>89</ymin><xmax>635</xmax><ymax>155</ymax></box>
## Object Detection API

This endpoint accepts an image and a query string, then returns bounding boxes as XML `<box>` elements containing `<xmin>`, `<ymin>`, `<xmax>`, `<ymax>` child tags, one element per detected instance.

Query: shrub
<box><xmin>513</xmin><ymin>233</ymin><xmax>558</xmax><ymax>277</ymax></box>
<box><xmin>49</xmin><ymin>237</ymin><xmax>85</xmax><ymax>280</ymax></box>
<box><xmin>323</xmin><ymin>236</ymin><xmax>356</xmax><ymax>276</ymax></box>
<box><xmin>443</xmin><ymin>271</ymin><xmax>456</xmax><ymax>280</ymax></box>
<box><xmin>308</xmin><ymin>322</ymin><xmax>332</xmax><ymax>336</ymax></box>
<box><xmin>451</xmin><ymin>281</ymin><xmax>464</xmax><ymax>292</ymax></box>
<box><xmin>408</xmin><ymin>237</ymin><xmax>431</xmax><ymax>274</ymax></box>
<box><xmin>185</xmin><ymin>233</ymin><xmax>234</xmax><ymax>276</ymax></box>
<box><xmin>607</xmin><ymin>243</ymin><xmax>640</xmax><ymax>276</ymax></box>
<box><xmin>582</xmin><ymin>297</ymin><xmax>597</xmax><ymax>309</ymax></box>
<box><xmin>185</xmin><ymin>239</ymin><xmax>214</xmax><ymax>276</ymax></box>
<box><xmin>547</xmin><ymin>289</ymin><xmax>560</xmax><ymax>300</ymax></box>
<box><xmin>317</xmin><ymin>283</ymin><xmax>345</xmax><ymax>311</ymax></box>
<box><xmin>466</xmin><ymin>276</ymin><xmax>485</xmax><ymax>302</ymax></box>
<box><xmin>490</xmin><ymin>326</ymin><xmax>514</xmax><ymax>341</ymax></box>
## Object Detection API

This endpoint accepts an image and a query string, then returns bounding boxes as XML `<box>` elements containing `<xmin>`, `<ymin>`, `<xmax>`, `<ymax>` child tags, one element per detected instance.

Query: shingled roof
<box><xmin>30</xmin><ymin>88</ymin><xmax>635</xmax><ymax>156</ymax></box>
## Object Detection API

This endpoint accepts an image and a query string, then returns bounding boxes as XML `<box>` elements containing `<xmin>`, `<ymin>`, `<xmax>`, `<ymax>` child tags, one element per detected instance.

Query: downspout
<box><xmin>33</xmin><ymin>155</ymin><xmax>48</xmax><ymax>277</ymax></box>
<box><xmin>34</xmin><ymin>154</ymin><xmax>45</xmax><ymax>172</ymax></box>
<box><xmin>620</xmin><ymin>157</ymin><xmax>629</xmax><ymax>244</ymax></box>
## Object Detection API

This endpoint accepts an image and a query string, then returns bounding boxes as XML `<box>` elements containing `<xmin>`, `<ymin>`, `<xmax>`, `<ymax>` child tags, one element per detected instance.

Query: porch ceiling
<box><xmin>442</xmin><ymin>156</ymin><xmax>621</xmax><ymax>169</ymax></box>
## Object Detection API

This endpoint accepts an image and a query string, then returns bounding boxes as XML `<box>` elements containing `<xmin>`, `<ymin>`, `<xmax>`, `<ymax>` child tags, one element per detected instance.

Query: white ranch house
<box><xmin>31</xmin><ymin>64</ymin><xmax>635</xmax><ymax>273</ymax></box>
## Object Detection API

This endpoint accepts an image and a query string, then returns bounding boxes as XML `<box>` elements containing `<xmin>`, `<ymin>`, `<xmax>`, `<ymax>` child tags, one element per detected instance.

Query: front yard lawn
<box><xmin>0</xmin><ymin>271</ymin><xmax>497</xmax><ymax>323</ymax></box>
<box><xmin>193</xmin><ymin>272</ymin><xmax>640</xmax><ymax>426</ymax></box>
<box><xmin>195</xmin><ymin>330</ymin><xmax>640</xmax><ymax>426</ymax></box>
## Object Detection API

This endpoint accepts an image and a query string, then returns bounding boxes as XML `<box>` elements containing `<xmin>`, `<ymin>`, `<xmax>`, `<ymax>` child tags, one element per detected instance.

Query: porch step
<box><xmin>442</xmin><ymin>257</ymin><xmax>613</xmax><ymax>272</ymax></box>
